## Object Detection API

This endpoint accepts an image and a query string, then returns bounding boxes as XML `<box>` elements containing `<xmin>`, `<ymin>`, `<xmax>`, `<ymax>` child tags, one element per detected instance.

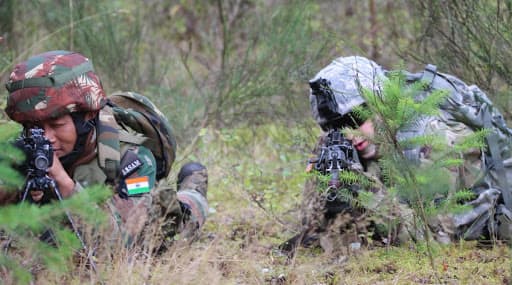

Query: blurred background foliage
<box><xmin>2</xmin><ymin>0</ymin><xmax>512</xmax><ymax>140</ymax></box>
<box><xmin>1</xmin><ymin>0</ymin><xmax>512</xmax><ymax>283</ymax></box>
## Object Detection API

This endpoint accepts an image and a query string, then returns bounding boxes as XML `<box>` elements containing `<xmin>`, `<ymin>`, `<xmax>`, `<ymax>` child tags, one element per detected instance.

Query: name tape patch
<box><xmin>120</xmin><ymin>149</ymin><xmax>144</xmax><ymax>178</ymax></box>
<box><xmin>121</xmin><ymin>158</ymin><xmax>143</xmax><ymax>177</ymax></box>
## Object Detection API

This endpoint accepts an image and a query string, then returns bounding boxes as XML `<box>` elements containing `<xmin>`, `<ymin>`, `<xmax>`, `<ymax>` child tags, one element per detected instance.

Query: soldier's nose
<box><xmin>42</xmin><ymin>125</ymin><xmax>57</xmax><ymax>144</ymax></box>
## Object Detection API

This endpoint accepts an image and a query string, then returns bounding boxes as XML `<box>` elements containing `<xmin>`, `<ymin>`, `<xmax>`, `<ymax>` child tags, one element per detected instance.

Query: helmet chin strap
<box><xmin>59</xmin><ymin>112</ymin><xmax>96</xmax><ymax>171</ymax></box>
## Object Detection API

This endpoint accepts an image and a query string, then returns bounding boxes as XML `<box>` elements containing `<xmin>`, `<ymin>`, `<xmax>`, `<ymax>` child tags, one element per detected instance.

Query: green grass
<box><xmin>2</xmin><ymin>122</ymin><xmax>511</xmax><ymax>284</ymax></box>
<box><xmin>181</xmin><ymin>122</ymin><xmax>511</xmax><ymax>284</ymax></box>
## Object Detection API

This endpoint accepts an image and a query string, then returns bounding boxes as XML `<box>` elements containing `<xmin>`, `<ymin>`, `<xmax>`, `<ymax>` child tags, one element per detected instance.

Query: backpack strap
<box><xmin>118</xmin><ymin>131</ymin><xmax>147</xmax><ymax>146</ymax></box>
<box><xmin>97</xmin><ymin>106</ymin><xmax>151</xmax><ymax>182</ymax></box>
<box><xmin>483</xmin><ymin>107</ymin><xmax>512</xmax><ymax>211</ymax></box>
<box><xmin>421</xmin><ymin>64</ymin><xmax>437</xmax><ymax>90</ymax></box>
<box><xmin>97</xmin><ymin>106</ymin><xmax>121</xmax><ymax>182</ymax></box>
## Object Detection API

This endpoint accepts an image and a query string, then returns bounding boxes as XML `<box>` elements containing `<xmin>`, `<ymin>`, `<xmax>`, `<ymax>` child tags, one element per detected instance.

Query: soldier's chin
<box><xmin>360</xmin><ymin>144</ymin><xmax>377</xmax><ymax>159</ymax></box>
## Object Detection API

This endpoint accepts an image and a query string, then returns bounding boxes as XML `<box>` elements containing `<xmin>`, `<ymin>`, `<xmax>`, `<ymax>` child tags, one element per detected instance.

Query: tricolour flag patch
<box><xmin>126</xmin><ymin>176</ymin><xmax>150</xmax><ymax>195</ymax></box>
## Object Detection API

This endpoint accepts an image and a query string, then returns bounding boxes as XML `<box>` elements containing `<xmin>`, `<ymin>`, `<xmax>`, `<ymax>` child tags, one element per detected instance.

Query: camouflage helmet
<box><xmin>309</xmin><ymin>56</ymin><xmax>385</xmax><ymax>130</ymax></box>
<box><xmin>5</xmin><ymin>50</ymin><xmax>106</xmax><ymax>124</ymax></box>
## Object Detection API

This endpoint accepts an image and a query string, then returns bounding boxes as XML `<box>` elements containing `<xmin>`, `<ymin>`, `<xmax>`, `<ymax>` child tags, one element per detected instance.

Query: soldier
<box><xmin>286</xmin><ymin>56</ymin><xmax>512</xmax><ymax>254</ymax></box>
<box><xmin>0</xmin><ymin>50</ymin><xmax>208</xmax><ymax>251</ymax></box>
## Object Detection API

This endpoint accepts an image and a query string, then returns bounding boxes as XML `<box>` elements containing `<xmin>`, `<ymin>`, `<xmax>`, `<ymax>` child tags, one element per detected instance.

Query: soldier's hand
<box><xmin>47</xmin><ymin>153</ymin><xmax>75</xmax><ymax>198</ymax></box>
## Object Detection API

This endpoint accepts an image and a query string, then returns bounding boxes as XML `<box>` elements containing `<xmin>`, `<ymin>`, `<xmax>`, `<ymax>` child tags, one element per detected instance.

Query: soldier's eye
<box><xmin>49</xmin><ymin>117</ymin><xmax>70</xmax><ymax>128</ymax></box>
<box><xmin>24</xmin><ymin>123</ymin><xmax>39</xmax><ymax>129</ymax></box>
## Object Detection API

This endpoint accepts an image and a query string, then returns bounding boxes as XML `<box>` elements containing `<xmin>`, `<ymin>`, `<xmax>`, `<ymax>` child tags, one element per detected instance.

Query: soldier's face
<box><xmin>35</xmin><ymin>114</ymin><xmax>77</xmax><ymax>158</ymax></box>
<box><xmin>346</xmin><ymin>119</ymin><xmax>377</xmax><ymax>159</ymax></box>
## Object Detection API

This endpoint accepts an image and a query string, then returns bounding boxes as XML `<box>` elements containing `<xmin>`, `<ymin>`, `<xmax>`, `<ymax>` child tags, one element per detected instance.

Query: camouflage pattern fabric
<box><xmin>3</xmin><ymin>50</ymin><xmax>205</xmax><ymax>250</ymax></box>
<box><xmin>424</xmin><ymin>73</ymin><xmax>512</xmax><ymax>242</ymax></box>
<box><xmin>300</xmin><ymin>57</ymin><xmax>512</xmax><ymax>252</ymax></box>
<box><xmin>73</xmin><ymin>144</ymin><xmax>184</xmax><ymax>249</ymax></box>
<box><xmin>309</xmin><ymin>56</ymin><xmax>385</xmax><ymax>130</ymax></box>
<box><xmin>75</xmin><ymin>107</ymin><xmax>184</xmax><ymax>248</ymax></box>
<box><xmin>298</xmin><ymin>115</ymin><xmax>483</xmax><ymax>253</ymax></box>
<box><xmin>109</xmin><ymin>91</ymin><xmax>177</xmax><ymax>180</ymax></box>
<box><xmin>5</xmin><ymin>50</ymin><xmax>106</xmax><ymax>124</ymax></box>
<box><xmin>173</xmin><ymin>162</ymin><xmax>209</xmax><ymax>244</ymax></box>
<box><xmin>96</xmin><ymin>105</ymin><xmax>122</xmax><ymax>180</ymax></box>
<box><xmin>394</xmin><ymin>69</ymin><xmax>512</xmax><ymax>242</ymax></box>
<box><xmin>105</xmin><ymin>145</ymin><xmax>156</xmax><ymax>246</ymax></box>
<box><xmin>298</xmin><ymin>135</ymin><xmax>411</xmax><ymax>254</ymax></box>
<box><xmin>178</xmin><ymin>165</ymin><xmax>208</xmax><ymax>232</ymax></box>
<box><xmin>82</xmin><ymin>99</ymin><xmax>206</xmax><ymax>249</ymax></box>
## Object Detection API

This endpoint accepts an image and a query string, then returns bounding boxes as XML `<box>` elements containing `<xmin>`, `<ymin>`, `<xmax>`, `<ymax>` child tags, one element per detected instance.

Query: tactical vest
<box><xmin>396</xmin><ymin>65</ymin><xmax>512</xmax><ymax>210</ymax></box>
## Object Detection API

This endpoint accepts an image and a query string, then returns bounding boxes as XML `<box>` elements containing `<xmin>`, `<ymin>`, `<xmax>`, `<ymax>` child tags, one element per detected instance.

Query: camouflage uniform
<box><xmin>73</xmin><ymin>140</ymin><xmax>207</xmax><ymax>248</ymax></box>
<box><xmin>3</xmin><ymin>50</ymin><xmax>208</xmax><ymax>250</ymax></box>
<box><xmin>296</xmin><ymin>56</ymin><xmax>512</xmax><ymax>253</ymax></box>
<box><xmin>295</xmin><ymin>57</ymin><xmax>403</xmax><ymax>254</ymax></box>
<box><xmin>298</xmin><ymin>135</ymin><xmax>412</xmax><ymax>254</ymax></box>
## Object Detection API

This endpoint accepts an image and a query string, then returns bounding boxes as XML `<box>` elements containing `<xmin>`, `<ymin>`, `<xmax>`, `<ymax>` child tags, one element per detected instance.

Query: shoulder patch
<box><xmin>120</xmin><ymin>149</ymin><xmax>144</xmax><ymax>178</ymax></box>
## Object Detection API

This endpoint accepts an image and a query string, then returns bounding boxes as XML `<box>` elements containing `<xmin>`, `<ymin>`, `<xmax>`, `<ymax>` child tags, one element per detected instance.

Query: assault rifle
<box><xmin>8</xmin><ymin>128</ymin><xmax>98</xmax><ymax>272</ymax></box>
<box><xmin>309</xmin><ymin>77</ymin><xmax>363</xmax><ymax>211</ymax></box>
<box><xmin>279</xmin><ymin>128</ymin><xmax>363</xmax><ymax>254</ymax></box>
<box><xmin>279</xmin><ymin>78</ymin><xmax>364</xmax><ymax>254</ymax></box>
<box><xmin>18</xmin><ymin>128</ymin><xmax>56</xmax><ymax>204</ymax></box>
<box><xmin>309</xmin><ymin>128</ymin><xmax>362</xmax><ymax>214</ymax></box>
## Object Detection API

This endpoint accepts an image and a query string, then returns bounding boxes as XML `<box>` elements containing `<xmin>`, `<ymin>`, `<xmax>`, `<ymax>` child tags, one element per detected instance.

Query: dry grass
<box><xmin>4</xmin><ymin>123</ymin><xmax>512</xmax><ymax>284</ymax></box>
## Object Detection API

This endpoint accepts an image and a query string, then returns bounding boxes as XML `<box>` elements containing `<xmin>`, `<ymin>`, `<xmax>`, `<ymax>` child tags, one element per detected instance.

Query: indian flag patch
<box><xmin>126</xmin><ymin>176</ymin><xmax>150</xmax><ymax>195</ymax></box>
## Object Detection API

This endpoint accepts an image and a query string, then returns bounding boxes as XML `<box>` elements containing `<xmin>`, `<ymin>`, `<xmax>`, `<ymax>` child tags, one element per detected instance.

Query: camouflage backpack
<box><xmin>371</xmin><ymin>64</ymin><xmax>512</xmax><ymax>241</ymax></box>
<box><xmin>403</xmin><ymin>66</ymin><xmax>512</xmax><ymax>199</ymax></box>
<box><xmin>97</xmin><ymin>91</ymin><xmax>177</xmax><ymax>181</ymax></box>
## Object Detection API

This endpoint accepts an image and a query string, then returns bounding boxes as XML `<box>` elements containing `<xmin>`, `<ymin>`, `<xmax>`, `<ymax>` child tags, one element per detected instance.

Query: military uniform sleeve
<box><xmin>124</xmin><ymin>145</ymin><xmax>156</xmax><ymax>190</ymax></box>
<box><xmin>109</xmin><ymin>145</ymin><xmax>157</xmax><ymax>245</ymax></box>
